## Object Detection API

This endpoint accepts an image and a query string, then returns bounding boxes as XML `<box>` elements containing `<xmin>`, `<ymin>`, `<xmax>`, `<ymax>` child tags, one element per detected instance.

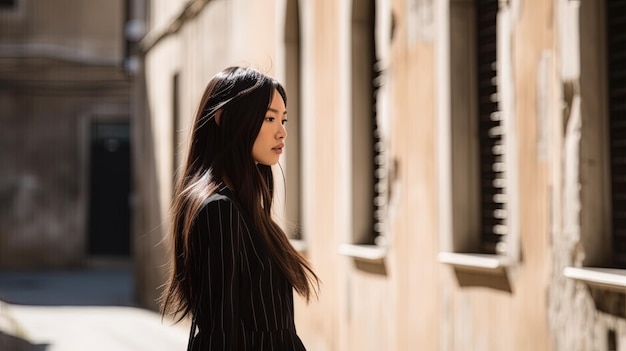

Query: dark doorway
<box><xmin>88</xmin><ymin>121</ymin><xmax>131</xmax><ymax>257</ymax></box>
<box><xmin>0</xmin><ymin>0</ymin><xmax>16</xmax><ymax>9</ymax></box>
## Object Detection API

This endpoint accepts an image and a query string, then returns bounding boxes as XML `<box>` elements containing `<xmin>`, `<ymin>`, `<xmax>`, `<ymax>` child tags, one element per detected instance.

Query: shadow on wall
<box><xmin>132</xmin><ymin>63</ymin><xmax>168</xmax><ymax>310</ymax></box>
<box><xmin>454</xmin><ymin>268</ymin><xmax>513</xmax><ymax>293</ymax></box>
<box><xmin>0</xmin><ymin>331</ymin><xmax>49</xmax><ymax>351</ymax></box>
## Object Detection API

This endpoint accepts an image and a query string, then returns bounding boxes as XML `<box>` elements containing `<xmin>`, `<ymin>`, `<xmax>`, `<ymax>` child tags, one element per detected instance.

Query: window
<box><xmin>350</xmin><ymin>0</ymin><xmax>376</xmax><ymax>246</ymax></box>
<box><xmin>606</xmin><ymin>1</ymin><xmax>626</xmax><ymax>267</ymax></box>
<box><xmin>475</xmin><ymin>0</ymin><xmax>507</xmax><ymax>255</ymax></box>
<box><xmin>339</xmin><ymin>0</ymin><xmax>387</xmax><ymax>262</ymax></box>
<box><xmin>438</xmin><ymin>0</ymin><xmax>518</xmax><ymax>270</ymax></box>
<box><xmin>563</xmin><ymin>0</ymin><xmax>626</xmax><ymax>290</ymax></box>
<box><xmin>283</xmin><ymin>0</ymin><xmax>303</xmax><ymax>242</ymax></box>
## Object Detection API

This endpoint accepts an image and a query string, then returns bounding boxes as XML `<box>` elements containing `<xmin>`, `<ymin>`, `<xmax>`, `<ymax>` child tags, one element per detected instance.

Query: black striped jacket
<box><xmin>188</xmin><ymin>185</ymin><xmax>306</xmax><ymax>351</ymax></box>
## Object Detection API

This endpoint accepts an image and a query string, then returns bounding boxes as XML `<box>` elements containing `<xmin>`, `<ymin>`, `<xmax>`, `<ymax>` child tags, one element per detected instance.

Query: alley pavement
<box><xmin>0</xmin><ymin>268</ymin><xmax>189</xmax><ymax>351</ymax></box>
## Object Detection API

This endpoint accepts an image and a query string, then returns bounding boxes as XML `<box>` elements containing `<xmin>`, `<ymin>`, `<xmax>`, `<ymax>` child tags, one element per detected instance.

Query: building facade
<box><xmin>0</xmin><ymin>0</ymin><xmax>134</xmax><ymax>269</ymax></box>
<box><xmin>135</xmin><ymin>0</ymin><xmax>626</xmax><ymax>350</ymax></box>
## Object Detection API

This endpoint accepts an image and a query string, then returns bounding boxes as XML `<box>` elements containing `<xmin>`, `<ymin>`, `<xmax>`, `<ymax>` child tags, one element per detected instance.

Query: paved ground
<box><xmin>0</xmin><ymin>268</ymin><xmax>189</xmax><ymax>351</ymax></box>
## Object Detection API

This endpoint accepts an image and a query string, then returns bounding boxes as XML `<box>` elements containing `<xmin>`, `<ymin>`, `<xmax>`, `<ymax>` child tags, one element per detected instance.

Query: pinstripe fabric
<box><xmin>188</xmin><ymin>185</ymin><xmax>306</xmax><ymax>351</ymax></box>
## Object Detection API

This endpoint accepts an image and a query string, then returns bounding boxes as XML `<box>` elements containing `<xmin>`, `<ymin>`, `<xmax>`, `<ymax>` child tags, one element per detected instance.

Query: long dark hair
<box><xmin>160</xmin><ymin>66</ymin><xmax>319</xmax><ymax>320</ymax></box>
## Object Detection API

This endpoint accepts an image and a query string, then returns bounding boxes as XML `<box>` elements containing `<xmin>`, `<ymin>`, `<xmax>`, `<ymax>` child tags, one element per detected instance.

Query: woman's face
<box><xmin>252</xmin><ymin>89</ymin><xmax>288</xmax><ymax>165</ymax></box>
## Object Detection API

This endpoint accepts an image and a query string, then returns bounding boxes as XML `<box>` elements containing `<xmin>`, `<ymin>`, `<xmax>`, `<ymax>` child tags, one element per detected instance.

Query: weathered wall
<box><xmin>548</xmin><ymin>1</ymin><xmax>626</xmax><ymax>350</ymax></box>
<box><xmin>386</xmin><ymin>0</ymin><xmax>440</xmax><ymax>349</ymax></box>
<box><xmin>0</xmin><ymin>88</ymin><xmax>130</xmax><ymax>269</ymax></box>
<box><xmin>0</xmin><ymin>0</ymin><xmax>130</xmax><ymax>269</ymax></box>
<box><xmin>0</xmin><ymin>0</ymin><xmax>124</xmax><ymax>64</ymax></box>
<box><xmin>437</xmin><ymin>0</ymin><xmax>553</xmax><ymax>349</ymax></box>
<box><xmin>136</xmin><ymin>0</ymin><xmax>626</xmax><ymax>349</ymax></box>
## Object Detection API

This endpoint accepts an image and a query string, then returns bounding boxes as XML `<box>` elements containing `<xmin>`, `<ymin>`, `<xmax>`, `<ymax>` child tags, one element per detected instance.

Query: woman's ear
<box><xmin>215</xmin><ymin>110</ymin><xmax>223</xmax><ymax>126</ymax></box>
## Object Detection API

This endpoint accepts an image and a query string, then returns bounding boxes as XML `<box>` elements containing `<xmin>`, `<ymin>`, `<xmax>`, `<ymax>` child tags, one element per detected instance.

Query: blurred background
<box><xmin>0</xmin><ymin>0</ymin><xmax>625</xmax><ymax>350</ymax></box>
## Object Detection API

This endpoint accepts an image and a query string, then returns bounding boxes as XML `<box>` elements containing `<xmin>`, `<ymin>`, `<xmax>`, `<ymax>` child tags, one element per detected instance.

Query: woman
<box><xmin>160</xmin><ymin>66</ymin><xmax>319</xmax><ymax>350</ymax></box>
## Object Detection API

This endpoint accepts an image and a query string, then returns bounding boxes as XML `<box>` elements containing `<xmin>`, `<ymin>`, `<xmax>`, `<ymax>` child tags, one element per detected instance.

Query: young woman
<box><xmin>160</xmin><ymin>66</ymin><xmax>318</xmax><ymax>351</ymax></box>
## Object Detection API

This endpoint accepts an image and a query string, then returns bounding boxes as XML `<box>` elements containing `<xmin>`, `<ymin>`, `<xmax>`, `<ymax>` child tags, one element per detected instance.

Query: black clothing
<box><xmin>188</xmin><ymin>185</ymin><xmax>306</xmax><ymax>351</ymax></box>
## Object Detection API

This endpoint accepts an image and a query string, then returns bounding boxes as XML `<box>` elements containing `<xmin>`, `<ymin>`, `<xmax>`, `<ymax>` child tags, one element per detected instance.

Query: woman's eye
<box><xmin>265</xmin><ymin>117</ymin><xmax>275</xmax><ymax>122</ymax></box>
<box><xmin>281</xmin><ymin>119</ymin><xmax>288</xmax><ymax>125</ymax></box>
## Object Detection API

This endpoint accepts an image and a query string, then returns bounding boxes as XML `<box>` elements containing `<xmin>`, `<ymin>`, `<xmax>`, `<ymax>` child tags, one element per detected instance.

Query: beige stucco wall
<box><xmin>136</xmin><ymin>0</ymin><xmax>626</xmax><ymax>349</ymax></box>
<box><xmin>436</xmin><ymin>0</ymin><xmax>552</xmax><ymax>349</ymax></box>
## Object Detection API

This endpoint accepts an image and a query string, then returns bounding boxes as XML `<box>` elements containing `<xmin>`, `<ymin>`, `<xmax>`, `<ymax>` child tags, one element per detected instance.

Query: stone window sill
<box><xmin>563</xmin><ymin>267</ymin><xmax>626</xmax><ymax>291</ymax></box>
<box><xmin>338</xmin><ymin>244</ymin><xmax>387</xmax><ymax>261</ymax></box>
<box><xmin>438</xmin><ymin>252</ymin><xmax>514</xmax><ymax>271</ymax></box>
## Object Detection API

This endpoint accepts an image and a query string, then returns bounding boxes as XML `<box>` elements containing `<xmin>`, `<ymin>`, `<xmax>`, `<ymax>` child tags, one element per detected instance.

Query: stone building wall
<box><xmin>0</xmin><ymin>0</ymin><xmax>130</xmax><ymax>269</ymax></box>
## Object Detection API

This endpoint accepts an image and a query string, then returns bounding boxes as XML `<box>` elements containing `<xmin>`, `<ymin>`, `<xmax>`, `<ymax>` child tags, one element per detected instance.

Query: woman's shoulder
<box><xmin>199</xmin><ymin>185</ymin><xmax>239</xmax><ymax>213</ymax></box>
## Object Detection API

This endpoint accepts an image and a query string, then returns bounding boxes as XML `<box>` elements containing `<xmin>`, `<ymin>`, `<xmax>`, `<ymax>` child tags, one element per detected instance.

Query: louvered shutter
<box><xmin>372</xmin><ymin>60</ymin><xmax>384</xmax><ymax>241</ymax></box>
<box><xmin>476</xmin><ymin>0</ymin><xmax>506</xmax><ymax>255</ymax></box>
<box><xmin>607</xmin><ymin>2</ymin><xmax>626</xmax><ymax>265</ymax></box>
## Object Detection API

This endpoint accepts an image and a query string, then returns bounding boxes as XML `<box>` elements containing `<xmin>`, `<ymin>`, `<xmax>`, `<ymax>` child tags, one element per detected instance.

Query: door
<box><xmin>88</xmin><ymin>121</ymin><xmax>131</xmax><ymax>257</ymax></box>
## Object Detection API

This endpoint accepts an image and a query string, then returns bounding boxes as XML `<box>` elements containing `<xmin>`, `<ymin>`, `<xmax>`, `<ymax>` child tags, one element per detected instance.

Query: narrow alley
<box><xmin>0</xmin><ymin>268</ymin><xmax>188</xmax><ymax>351</ymax></box>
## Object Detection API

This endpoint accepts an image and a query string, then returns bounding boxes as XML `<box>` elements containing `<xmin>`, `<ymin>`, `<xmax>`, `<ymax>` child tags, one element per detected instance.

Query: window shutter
<box><xmin>372</xmin><ymin>60</ymin><xmax>384</xmax><ymax>242</ymax></box>
<box><xmin>369</xmin><ymin>3</ymin><xmax>386</xmax><ymax>244</ymax></box>
<box><xmin>476</xmin><ymin>0</ymin><xmax>506</xmax><ymax>255</ymax></box>
<box><xmin>607</xmin><ymin>1</ymin><xmax>626</xmax><ymax>264</ymax></box>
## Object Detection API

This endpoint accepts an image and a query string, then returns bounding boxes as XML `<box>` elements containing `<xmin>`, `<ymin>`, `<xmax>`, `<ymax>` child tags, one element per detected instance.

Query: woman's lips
<box><xmin>272</xmin><ymin>144</ymin><xmax>284</xmax><ymax>154</ymax></box>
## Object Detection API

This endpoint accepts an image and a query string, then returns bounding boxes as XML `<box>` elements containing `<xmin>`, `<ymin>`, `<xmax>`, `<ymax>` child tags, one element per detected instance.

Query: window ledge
<box><xmin>339</xmin><ymin>244</ymin><xmax>387</xmax><ymax>261</ymax></box>
<box><xmin>289</xmin><ymin>239</ymin><xmax>308</xmax><ymax>253</ymax></box>
<box><xmin>563</xmin><ymin>267</ymin><xmax>626</xmax><ymax>290</ymax></box>
<box><xmin>438</xmin><ymin>252</ymin><xmax>513</xmax><ymax>271</ymax></box>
